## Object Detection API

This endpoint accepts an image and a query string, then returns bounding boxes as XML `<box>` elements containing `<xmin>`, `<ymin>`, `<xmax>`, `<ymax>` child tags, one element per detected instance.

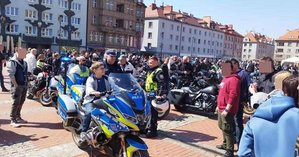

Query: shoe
<box><xmin>146</xmin><ymin>132</ymin><xmax>158</xmax><ymax>138</ymax></box>
<box><xmin>27</xmin><ymin>94</ymin><xmax>34</xmax><ymax>99</ymax></box>
<box><xmin>10</xmin><ymin>120</ymin><xmax>21</xmax><ymax>128</ymax></box>
<box><xmin>1</xmin><ymin>88</ymin><xmax>9</xmax><ymax>92</ymax></box>
<box><xmin>16</xmin><ymin>117</ymin><xmax>28</xmax><ymax>124</ymax></box>
<box><xmin>223</xmin><ymin>150</ymin><xmax>234</xmax><ymax>157</ymax></box>
<box><xmin>216</xmin><ymin>144</ymin><xmax>226</xmax><ymax>150</ymax></box>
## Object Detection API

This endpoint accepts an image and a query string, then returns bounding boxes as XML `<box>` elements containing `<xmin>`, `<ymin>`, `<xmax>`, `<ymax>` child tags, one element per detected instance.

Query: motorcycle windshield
<box><xmin>108</xmin><ymin>73</ymin><xmax>143</xmax><ymax>94</ymax></box>
<box><xmin>108</xmin><ymin>73</ymin><xmax>145</xmax><ymax>110</ymax></box>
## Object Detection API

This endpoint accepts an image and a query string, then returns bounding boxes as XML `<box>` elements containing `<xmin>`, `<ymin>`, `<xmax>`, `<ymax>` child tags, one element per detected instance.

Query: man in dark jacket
<box><xmin>0</xmin><ymin>46</ymin><xmax>9</xmax><ymax>92</ymax></box>
<box><xmin>145</xmin><ymin>56</ymin><xmax>168</xmax><ymax>138</ymax></box>
<box><xmin>103</xmin><ymin>50</ymin><xmax>122</xmax><ymax>75</ymax></box>
<box><xmin>216</xmin><ymin>60</ymin><xmax>241</xmax><ymax>157</ymax></box>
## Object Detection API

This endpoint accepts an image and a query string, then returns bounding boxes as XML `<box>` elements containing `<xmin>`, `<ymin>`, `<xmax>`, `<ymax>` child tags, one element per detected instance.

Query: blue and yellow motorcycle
<box><xmin>57</xmin><ymin>73</ymin><xmax>151</xmax><ymax>157</ymax></box>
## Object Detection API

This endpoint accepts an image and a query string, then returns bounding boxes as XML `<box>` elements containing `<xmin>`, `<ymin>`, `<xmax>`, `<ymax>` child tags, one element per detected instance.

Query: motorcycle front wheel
<box><xmin>39</xmin><ymin>90</ymin><xmax>52</xmax><ymax>106</ymax></box>
<box><xmin>118</xmin><ymin>149</ymin><xmax>149</xmax><ymax>157</ymax></box>
<box><xmin>72</xmin><ymin>130</ymin><xmax>88</xmax><ymax>149</ymax></box>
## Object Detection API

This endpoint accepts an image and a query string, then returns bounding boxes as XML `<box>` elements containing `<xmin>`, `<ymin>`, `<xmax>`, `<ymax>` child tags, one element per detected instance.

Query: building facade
<box><xmin>87</xmin><ymin>0</ymin><xmax>146</xmax><ymax>53</ymax></box>
<box><xmin>220</xmin><ymin>25</ymin><xmax>243</xmax><ymax>59</ymax></box>
<box><xmin>142</xmin><ymin>4</ymin><xmax>243</xmax><ymax>59</ymax></box>
<box><xmin>274</xmin><ymin>29</ymin><xmax>299</xmax><ymax>62</ymax></box>
<box><xmin>242</xmin><ymin>32</ymin><xmax>274</xmax><ymax>61</ymax></box>
<box><xmin>0</xmin><ymin>0</ymin><xmax>87</xmax><ymax>52</ymax></box>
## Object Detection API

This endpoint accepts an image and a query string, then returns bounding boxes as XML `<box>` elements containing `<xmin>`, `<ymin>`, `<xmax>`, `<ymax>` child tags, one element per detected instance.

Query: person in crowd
<box><xmin>7</xmin><ymin>48</ymin><xmax>29</xmax><ymax>127</ymax></box>
<box><xmin>52</xmin><ymin>52</ymin><xmax>61</xmax><ymax>76</ymax></box>
<box><xmin>168</xmin><ymin>55</ymin><xmax>180</xmax><ymax>75</ymax></box>
<box><xmin>161</xmin><ymin>57</ymin><xmax>170</xmax><ymax>91</ymax></box>
<box><xmin>252</xmin><ymin>57</ymin><xmax>277</xmax><ymax>94</ymax></box>
<box><xmin>24</xmin><ymin>48</ymin><xmax>37</xmax><ymax>75</ymax></box>
<box><xmin>91</xmin><ymin>53</ymin><xmax>99</xmax><ymax>62</ymax></box>
<box><xmin>103</xmin><ymin>50</ymin><xmax>122</xmax><ymax>75</ymax></box>
<box><xmin>238</xmin><ymin>73</ymin><xmax>299</xmax><ymax>157</ymax></box>
<box><xmin>230</xmin><ymin>58</ymin><xmax>252</xmax><ymax>148</ymax></box>
<box><xmin>145</xmin><ymin>56</ymin><xmax>168</xmax><ymax>138</ymax></box>
<box><xmin>81</xmin><ymin>62</ymin><xmax>111</xmax><ymax>138</ymax></box>
<box><xmin>118</xmin><ymin>54</ymin><xmax>136</xmax><ymax>76</ymax></box>
<box><xmin>216</xmin><ymin>60</ymin><xmax>241</xmax><ymax>157</ymax></box>
<box><xmin>0</xmin><ymin>47</ymin><xmax>9</xmax><ymax>92</ymax></box>
<box><xmin>84</xmin><ymin>52</ymin><xmax>92</xmax><ymax>68</ymax></box>
<box><xmin>69</xmin><ymin>56</ymin><xmax>90</xmax><ymax>85</ymax></box>
<box><xmin>32</xmin><ymin>53</ymin><xmax>47</xmax><ymax>76</ymax></box>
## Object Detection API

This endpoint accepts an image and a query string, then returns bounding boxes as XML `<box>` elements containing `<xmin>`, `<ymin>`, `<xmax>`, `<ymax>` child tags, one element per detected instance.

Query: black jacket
<box><xmin>104</xmin><ymin>59</ymin><xmax>122</xmax><ymax>75</ymax></box>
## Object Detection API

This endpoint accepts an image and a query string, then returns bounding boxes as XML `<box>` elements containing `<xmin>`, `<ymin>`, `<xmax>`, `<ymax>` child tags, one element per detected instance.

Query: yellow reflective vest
<box><xmin>145</xmin><ymin>68</ymin><xmax>162</xmax><ymax>92</ymax></box>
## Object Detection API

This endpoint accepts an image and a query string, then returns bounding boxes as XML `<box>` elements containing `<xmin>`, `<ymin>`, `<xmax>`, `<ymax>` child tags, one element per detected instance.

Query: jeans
<box><xmin>0</xmin><ymin>66</ymin><xmax>5</xmax><ymax>89</ymax></box>
<box><xmin>234</xmin><ymin>102</ymin><xmax>244</xmax><ymax>145</ymax></box>
<box><xmin>10</xmin><ymin>85</ymin><xmax>28</xmax><ymax>120</ymax></box>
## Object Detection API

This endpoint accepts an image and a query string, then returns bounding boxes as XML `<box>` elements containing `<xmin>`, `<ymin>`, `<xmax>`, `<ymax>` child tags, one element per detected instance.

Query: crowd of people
<box><xmin>1</xmin><ymin>47</ymin><xmax>299</xmax><ymax>157</ymax></box>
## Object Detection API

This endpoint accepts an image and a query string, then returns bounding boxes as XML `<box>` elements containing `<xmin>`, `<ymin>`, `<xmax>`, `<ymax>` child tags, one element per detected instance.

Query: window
<box><xmin>182</xmin><ymin>27</ymin><xmax>185</xmax><ymax>32</ymax></box>
<box><xmin>277</xmin><ymin>49</ymin><xmax>283</xmax><ymax>52</ymax></box>
<box><xmin>296</xmin><ymin>49</ymin><xmax>299</xmax><ymax>53</ymax></box>
<box><xmin>148</xmin><ymin>22</ymin><xmax>153</xmax><ymax>28</ymax></box>
<box><xmin>198</xmin><ymin>48</ymin><xmax>200</xmax><ymax>52</ymax></box>
<box><xmin>188</xmin><ymin>37</ymin><xmax>191</xmax><ymax>42</ymax></box>
<box><xmin>198</xmin><ymin>39</ymin><xmax>200</xmax><ymax>44</ymax></box>
<box><xmin>194</xmin><ymin>29</ymin><xmax>197</xmax><ymax>34</ymax></box>
<box><xmin>71</xmin><ymin>17</ymin><xmax>81</xmax><ymax>25</ymax></box>
<box><xmin>161</xmin><ymin>32</ymin><xmax>164</xmax><ymax>38</ymax></box>
<box><xmin>148</xmin><ymin>32</ymin><xmax>152</xmax><ymax>39</ymax></box>
<box><xmin>106</xmin><ymin>0</ymin><xmax>114</xmax><ymax>10</ymax></box>
<box><xmin>59</xmin><ymin>0</ymin><xmax>68</xmax><ymax>8</ymax></box>
<box><xmin>162</xmin><ymin>22</ymin><xmax>165</xmax><ymax>28</ymax></box>
<box><xmin>287</xmin><ymin>49</ymin><xmax>291</xmax><ymax>53</ymax></box>
<box><xmin>277</xmin><ymin>42</ymin><xmax>284</xmax><ymax>46</ymax></box>
<box><xmin>182</xmin><ymin>36</ymin><xmax>185</xmax><ymax>41</ymax></box>
<box><xmin>297</xmin><ymin>42</ymin><xmax>299</xmax><ymax>47</ymax></box>
<box><xmin>42</xmin><ymin>0</ymin><xmax>53</xmax><ymax>5</ymax></box>
<box><xmin>176</xmin><ymin>35</ymin><xmax>179</xmax><ymax>41</ymax></box>
<box><xmin>288</xmin><ymin>42</ymin><xmax>292</xmax><ymax>46</ymax></box>
<box><xmin>92</xmin><ymin>16</ymin><xmax>96</xmax><ymax>24</ymax></box>
<box><xmin>108</xmin><ymin>35</ymin><xmax>113</xmax><ymax>43</ymax></box>
<box><xmin>170</xmin><ymin>34</ymin><xmax>173</xmax><ymax>40</ymax></box>
<box><xmin>177</xmin><ymin>26</ymin><xmax>180</xmax><ymax>31</ymax></box>
<box><xmin>188</xmin><ymin>47</ymin><xmax>190</xmax><ymax>51</ymax></box>
<box><xmin>249</xmin><ymin>43</ymin><xmax>252</xmax><ymax>47</ymax></box>
<box><xmin>181</xmin><ymin>46</ymin><xmax>184</xmax><ymax>50</ymax></box>
<box><xmin>243</xmin><ymin>55</ymin><xmax>246</xmax><ymax>58</ymax></box>
<box><xmin>199</xmin><ymin>30</ymin><xmax>201</xmax><ymax>35</ymax></box>
<box><xmin>208</xmin><ymin>41</ymin><xmax>210</xmax><ymax>45</ymax></box>
<box><xmin>244</xmin><ymin>43</ymin><xmax>247</xmax><ymax>46</ymax></box>
<box><xmin>189</xmin><ymin>28</ymin><xmax>192</xmax><ymax>34</ymax></box>
<box><xmin>89</xmin><ymin>31</ymin><xmax>94</xmax><ymax>41</ymax></box>
<box><xmin>71</xmin><ymin>2</ymin><xmax>81</xmax><ymax>11</ymax></box>
<box><xmin>169</xmin><ymin>44</ymin><xmax>172</xmax><ymax>50</ymax></box>
<box><xmin>204</xmin><ymin>40</ymin><xmax>206</xmax><ymax>45</ymax></box>
<box><xmin>117</xmin><ymin>4</ymin><xmax>125</xmax><ymax>13</ymax></box>
<box><xmin>72</xmin><ymin>31</ymin><xmax>80</xmax><ymax>39</ymax></box>
<box><xmin>244</xmin><ymin>49</ymin><xmax>247</xmax><ymax>52</ymax></box>
<box><xmin>175</xmin><ymin>45</ymin><xmax>178</xmax><ymax>50</ymax></box>
<box><xmin>25</xmin><ymin>9</ymin><xmax>37</xmax><ymax>19</ymax></box>
<box><xmin>5</xmin><ymin>7</ymin><xmax>19</xmax><ymax>16</ymax></box>
<box><xmin>92</xmin><ymin>0</ymin><xmax>97</xmax><ymax>8</ymax></box>
<box><xmin>42</xmin><ymin>13</ymin><xmax>53</xmax><ymax>21</ymax></box>
<box><xmin>6</xmin><ymin>24</ymin><xmax>18</xmax><ymax>33</ymax></box>
<box><xmin>25</xmin><ymin>26</ymin><xmax>37</xmax><ymax>35</ymax></box>
<box><xmin>147</xmin><ymin>43</ymin><xmax>152</xmax><ymax>49</ymax></box>
<box><xmin>204</xmin><ymin>31</ymin><xmax>207</xmax><ymax>36</ymax></box>
<box><xmin>61</xmin><ymin>15</ymin><xmax>68</xmax><ymax>23</ymax></box>
<box><xmin>41</xmin><ymin>28</ymin><xmax>53</xmax><ymax>37</ymax></box>
<box><xmin>171</xmin><ymin>24</ymin><xmax>174</xmax><ymax>30</ymax></box>
<box><xmin>212</xmin><ymin>41</ymin><xmax>214</xmax><ymax>46</ymax></box>
<box><xmin>249</xmin><ymin>49</ymin><xmax>252</xmax><ymax>52</ymax></box>
<box><xmin>28</xmin><ymin>0</ymin><xmax>37</xmax><ymax>2</ymax></box>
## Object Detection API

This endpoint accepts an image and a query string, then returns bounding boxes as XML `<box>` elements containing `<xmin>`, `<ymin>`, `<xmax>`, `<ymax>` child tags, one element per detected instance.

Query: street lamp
<box><xmin>58</xmin><ymin>15</ymin><xmax>63</xmax><ymax>52</ymax></box>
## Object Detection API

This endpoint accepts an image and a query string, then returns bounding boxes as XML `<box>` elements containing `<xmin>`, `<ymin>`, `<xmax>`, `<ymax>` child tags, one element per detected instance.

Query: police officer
<box><xmin>145</xmin><ymin>56</ymin><xmax>168</xmax><ymax>138</ymax></box>
<box><xmin>69</xmin><ymin>56</ymin><xmax>90</xmax><ymax>84</ymax></box>
<box><xmin>7</xmin><ymin>48</ymin><xmax>29</xmax><ymax>127</ymax></box>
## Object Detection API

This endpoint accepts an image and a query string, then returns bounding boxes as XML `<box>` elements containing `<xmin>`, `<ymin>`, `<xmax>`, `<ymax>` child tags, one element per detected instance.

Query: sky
<box><xmin>143</xmin><ymin>0</ymin><xmax>299</xmax><ymax>38</ymax></box>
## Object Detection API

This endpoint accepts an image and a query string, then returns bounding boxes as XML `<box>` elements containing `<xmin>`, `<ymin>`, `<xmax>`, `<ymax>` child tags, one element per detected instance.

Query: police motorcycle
<box><xmin>57</xmin><ymin>73</ymin><xmax>151</xmax><ymax>157</ymax></box>
<box><xmin>49</xmin><ymin>56</ymin><xmax>88</xmax><ymax>107</ymax></box>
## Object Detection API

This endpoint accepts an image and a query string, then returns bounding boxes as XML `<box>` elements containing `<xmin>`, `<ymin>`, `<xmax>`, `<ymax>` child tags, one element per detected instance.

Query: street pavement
<box><xmin>0</xmin><ymin>67</ymin><xmax>234</xmax><ymax>157</ymax></box>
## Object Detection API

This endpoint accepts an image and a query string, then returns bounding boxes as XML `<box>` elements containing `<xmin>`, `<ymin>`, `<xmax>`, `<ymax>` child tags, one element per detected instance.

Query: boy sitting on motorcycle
<box><xmin>81</xmin><ymin>61</ymin><xmax>111</xmax><ymax>140</ymax></box>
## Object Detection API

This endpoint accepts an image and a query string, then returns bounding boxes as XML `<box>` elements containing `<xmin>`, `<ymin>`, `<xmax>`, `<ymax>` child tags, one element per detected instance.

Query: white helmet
<box><xmin>151</xmin><ymin>98</ymin><xmax>170</xmax><ymax>114</ymax></box>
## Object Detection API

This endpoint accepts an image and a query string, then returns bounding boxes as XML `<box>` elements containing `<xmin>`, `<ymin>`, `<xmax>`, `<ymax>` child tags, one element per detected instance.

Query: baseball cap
<box><xmin>105</xmin><ymin>49</ymin><xmax>116</xmax><ymax>56</ymax></box>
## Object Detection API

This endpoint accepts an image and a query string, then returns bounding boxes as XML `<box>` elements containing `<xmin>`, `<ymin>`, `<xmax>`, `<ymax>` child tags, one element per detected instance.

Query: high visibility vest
<box><xmin>145</xmin><ymin>68</ymin><xmax>162</xmax><ymax>92</ymax></box>
<box><xmin>77</xmin><ymin>65</ymin><xmax>90</xmax><ymax>77</ymax></box>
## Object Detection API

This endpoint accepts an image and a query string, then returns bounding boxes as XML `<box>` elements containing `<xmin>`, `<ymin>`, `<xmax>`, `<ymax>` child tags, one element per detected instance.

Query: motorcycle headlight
<box><xmin>123</xmin><ymin>113</ymin><xmax>137</xmax><ymax>124</ymax></box>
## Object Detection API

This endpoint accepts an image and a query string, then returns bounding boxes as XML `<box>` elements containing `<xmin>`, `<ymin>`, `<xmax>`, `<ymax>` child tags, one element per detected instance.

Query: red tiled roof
<box><xmin>244</xmin><ymin>32</ymin><xmax>273</xmax><ymax>43</ymax></box>
<box><xmin>276</xmin><ymin>29</ymin><xmax>299</xmax><ymax>41</ymax></box>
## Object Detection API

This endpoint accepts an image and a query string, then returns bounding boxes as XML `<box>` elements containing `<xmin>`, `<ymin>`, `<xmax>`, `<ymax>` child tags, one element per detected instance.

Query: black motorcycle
<box><xmin>168</xmin><ymin>82</ymin><xmax>218</xmax><ymax>114</ymax></box>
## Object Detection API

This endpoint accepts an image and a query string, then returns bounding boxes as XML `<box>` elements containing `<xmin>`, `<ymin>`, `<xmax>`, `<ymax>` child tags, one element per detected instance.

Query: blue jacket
<box><xmin>238</xmin><ymin>93</ymin><xmax>299</xmax><ymax>157</ymax></box>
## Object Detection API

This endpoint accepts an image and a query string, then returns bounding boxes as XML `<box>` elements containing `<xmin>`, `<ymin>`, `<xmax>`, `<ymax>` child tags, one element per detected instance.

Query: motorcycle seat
<box><xmin>181</xmin><ymin>87</ymin><xmax>199</xmax><ymax>94</ymax></box>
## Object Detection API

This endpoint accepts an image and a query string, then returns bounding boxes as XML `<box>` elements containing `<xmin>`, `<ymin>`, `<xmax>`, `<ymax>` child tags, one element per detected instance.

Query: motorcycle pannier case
<box><xmin>58</xmin><ymin>94</ymin><xmax>77</xmax><ymax>126</ymax></box>
<box><xmin>168</xmin><ymin>89</ymin><xmax>187</xmax><ymax>105</ymax></box>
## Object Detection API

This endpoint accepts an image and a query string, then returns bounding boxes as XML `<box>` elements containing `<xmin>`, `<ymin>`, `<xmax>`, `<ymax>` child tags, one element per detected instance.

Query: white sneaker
<box><xmin>10</xmin><ymin>120</ymin><xmax>21</xmax><ymax>128</ymax></box>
